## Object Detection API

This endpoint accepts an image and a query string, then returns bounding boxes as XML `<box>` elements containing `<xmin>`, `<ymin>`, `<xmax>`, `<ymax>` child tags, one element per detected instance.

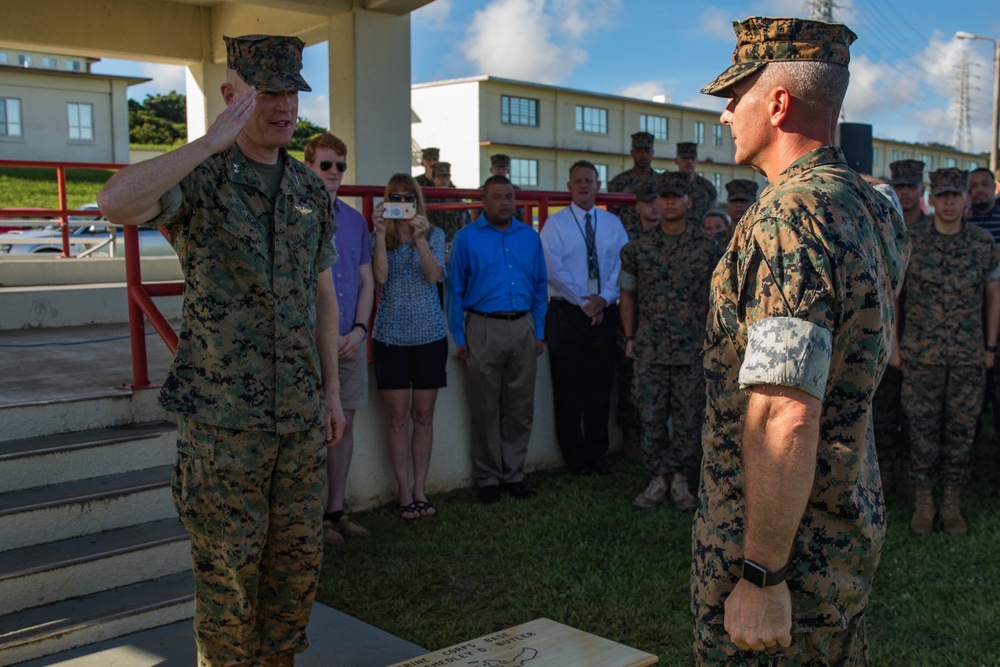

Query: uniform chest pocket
<box><xmin>220</xmin><ymin>201</ymin><xmax>268</xmax><ymax>259</ymax></box>
<box><xmin>286</xmin><ymin>204</ymin><xmax>323</xmax><ymax>268</ymax></box>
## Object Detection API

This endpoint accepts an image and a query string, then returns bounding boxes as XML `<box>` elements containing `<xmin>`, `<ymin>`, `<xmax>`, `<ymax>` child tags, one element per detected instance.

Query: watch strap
<box><xmin>741</xmin><ymin>558</ymin><xmax>787</xmax><ymax>588</ymax></box>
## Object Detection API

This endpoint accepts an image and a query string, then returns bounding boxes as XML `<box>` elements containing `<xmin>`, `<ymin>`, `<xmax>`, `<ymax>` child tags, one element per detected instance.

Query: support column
<box><xmin>326</xmin><ymin>8</ymin><xmax>412</xmax><ymax>187</ymax></box>
<box><xmin>184</xmin><ymin>61</ymin><xmax>228</xmax><ymax>141</ymax></box>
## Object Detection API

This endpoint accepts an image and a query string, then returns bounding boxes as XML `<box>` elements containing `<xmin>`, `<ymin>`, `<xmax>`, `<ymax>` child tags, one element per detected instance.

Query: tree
<box><xmin>129</xmin><ymin>91</ymin><xmax>186</xmax><ymax>145</ymax></box>
<box><xmin>288</xmin><ymin>117</ymin><xmax>328</xmax><ymax>151</ymax></box>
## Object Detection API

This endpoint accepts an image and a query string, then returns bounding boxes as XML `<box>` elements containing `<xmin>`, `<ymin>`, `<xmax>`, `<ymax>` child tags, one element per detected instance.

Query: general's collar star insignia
<box><xmin>295</xmin><ymin>206</ymin><xmax>313</xmax><ymax>216</ymax></box>
<box><xmin>233</xmin><ymin>164</ymin><xmax>240</xmax><ymax>174</ymax></box>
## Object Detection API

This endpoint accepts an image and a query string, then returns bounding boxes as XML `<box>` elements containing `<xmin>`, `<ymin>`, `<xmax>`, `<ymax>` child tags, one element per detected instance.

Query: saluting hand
<box><xmin>204</xmin><ymin>87</ymin><xmax>258</xmax><ymax>154</ymax></box>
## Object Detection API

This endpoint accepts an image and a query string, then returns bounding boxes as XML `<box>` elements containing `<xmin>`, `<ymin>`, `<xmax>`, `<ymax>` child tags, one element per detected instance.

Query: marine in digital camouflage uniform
<box><xmin>608</xmin><ymin>131</ymin><xmax>659</xmax><ymax>233</ymax></box>
<box><xmin>416</xmin><ymin>146</ymin><xmax>439</xmax><ymax>187</ymax></box>
<box><xmin>97</xmin><ymin>34</ymin><xmax>346</xmax><ymax>667</ymax></box>
<box><xmin>662</xmin><ymin>142</ymin><xmax>718</xmax><ymax>227</ymax></box>
<box><xmin>691</xmin><ymin>17</ymin><xmax>909</xmax><ymax>664</ymax></box>
<box><xmin>619</xmin><ymin>172</ymin><xmax>722</xmax><ymax>511</ymax></box>
<box><xmin>427</xmin><ymin>161</ymin><xmax>466</xmax><ymax>251</ymax></box>
<box><xmin>873</xmin><ymin>160</ymin><xmax>928</xmax><ymax>494</ymax></box>
<box><xmin>898</xmin><ymin>167</ymin><xmax>1000</xmax><ymax>536</ymax></box>
<box><xmin>724</xmin><ymin>178</ymin><xmax>757</xmax><ymax>228</ymax></box>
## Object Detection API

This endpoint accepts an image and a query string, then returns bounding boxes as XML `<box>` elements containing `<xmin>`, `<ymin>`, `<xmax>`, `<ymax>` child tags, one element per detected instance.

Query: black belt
<box><xmin>467</xmin><ymin>309</ymin><xmax>528</xmax><ymax>320</ymax></box>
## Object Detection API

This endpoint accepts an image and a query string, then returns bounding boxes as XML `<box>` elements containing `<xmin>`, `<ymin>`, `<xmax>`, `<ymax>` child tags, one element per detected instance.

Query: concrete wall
<box><xmin>411</xmin><ymin>81</ymin><xmax>481</xmax><ymax>188</ymax></box>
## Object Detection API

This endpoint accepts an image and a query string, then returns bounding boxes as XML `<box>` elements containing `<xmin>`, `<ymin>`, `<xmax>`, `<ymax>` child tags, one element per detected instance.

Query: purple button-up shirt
<box><xmin>332</xmin><ymin>198</ymin><xmax>372</xmax><ymax>336</ymax></box>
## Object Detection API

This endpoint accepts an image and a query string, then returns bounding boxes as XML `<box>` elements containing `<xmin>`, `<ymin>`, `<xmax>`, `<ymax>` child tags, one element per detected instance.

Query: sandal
<box><xmin>412</xmin><ymin>500</ymin><xmax>437</xmax><ymax>518</ymax></box>
<box><xmin>398</xmin><ymin>502</ymin><xmax>421</xmax><ymax>521</ymax></box>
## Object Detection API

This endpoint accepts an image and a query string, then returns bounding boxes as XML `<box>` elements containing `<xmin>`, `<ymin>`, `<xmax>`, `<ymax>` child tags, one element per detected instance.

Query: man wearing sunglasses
<box><xmin>305</xmin><ymin>133</ymin><xmax>375</xmax><ymax>548</ymax></box>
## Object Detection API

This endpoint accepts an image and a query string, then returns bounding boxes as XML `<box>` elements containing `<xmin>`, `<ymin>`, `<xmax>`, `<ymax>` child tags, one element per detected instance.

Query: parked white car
<box><xmin>0</xmin><ymin>204</ymin><xmax>174</xmax><ymax>257</ymax></box>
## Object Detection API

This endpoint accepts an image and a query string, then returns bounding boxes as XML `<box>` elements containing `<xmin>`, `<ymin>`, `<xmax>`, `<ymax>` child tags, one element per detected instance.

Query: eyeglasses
<box><xmin>388</xmin><ymin>193</ymin><xmax>418</xmax><ymax>203</ymax></box>
<box><xmin>319</xmin><ymin>160</ymin><xmax>348</xmax><ymax>173</ymax></box>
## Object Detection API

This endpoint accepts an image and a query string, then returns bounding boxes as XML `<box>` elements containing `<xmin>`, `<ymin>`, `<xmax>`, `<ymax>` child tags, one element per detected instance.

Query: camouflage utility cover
<box><xmin>677</xmin><ymin>142</ymin><xmax>698</xmax><ymax>159</ymax></box>
<box><xmin>618</xmin><ymin>224</ymin><xmax>722</xmax><ymax>365</ymax></box>
<box><xmin>692</xmin><ymin>146</ymin><xmax>909</xmax><ymax>636</ymax></box>
<box><xmin>631</xmin><ymin>131</ymin><xmax>655</xmax><ymax>149</ymax></box>
<box><xmin>702</xmin><ymin>17</ymin><xmax>857</xmax><ymax>97</ymax></box>
<box><xmin>658</xmin><ymin>171</ymin><xmax>717</xmax><ymax>227</ymax></box>
<box><xmin>929</xmin><ymin>167</ymin><xmax>968</xmax><ymax>195</ymax></box>
<box><xmin>889</xmin><ymin>159</ymin><xmax>925</xmax><ymax>186</ymax></box>
<box><xmin>224</xmin><ymin>35</ymin><xmax>311</xmax><ymax>92</ymax></box>
<box><xmin>145</xmin><ymin>144</ymin><xmax>336</xmax><ymax>434</ymax></box>
<box><xmin>725</xmin><ymin>178</ymin><xmax>758</xmax><ymax>202</ymax></box>
<box><xmin>900</xmin><ymin>222</ymin><xmax>1000</xmax><ymax>366</ymax></box>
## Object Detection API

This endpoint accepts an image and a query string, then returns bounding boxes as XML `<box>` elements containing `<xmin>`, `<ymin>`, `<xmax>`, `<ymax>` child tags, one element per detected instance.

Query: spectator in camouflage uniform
<box><xmin>97</xmin><ymin>35</ymin><xmax>346</xmax><ymax>666</ymax></box>
<box><xmin>427</xmin><ymin>161</ymin><xmax>465</xmax><ymax>252</ymax></box>
<box><xmin>896</xmin><ymin>167</ymin><xmax>1000</xmax><ymax>536</ymax></box>
<box><xmin>724</xmin><ymin>178</ymin><xmax>757</xmax><ymax>226</ymax></box>
<box><xmin>608</xmin><ymin>131</ymin><xmax>659</xmax><ymax>232</ymax></box>
<box><xmin>615</xmin><ymin>180</ymin><xmax>662</xmax><ymax>461</ymax></box>
<box><xmin>663</xmin><ymin>142</ymin><xmax>717</xmax><ymax>227</ymax></box>
<box><xmin>702</xmin><ymin>209</ymin><xmax>732</xmax><ymax>245</ymax></box>
<box><xmin>873</xmin><ymin>159</ymin><xmax>928</xmax><ymax>496</ymax></box>
<box><xmin>416</xmin><ymin>147</ymin><xmax>439</xmax><ymax>187</ymax></box>
<box><xmin>619</xmin><ymin>172</ymin><xmax>722</xmax><ymax>511</ymax></box>
<box><xmin>692</xmin><ymin>17</ymin><xmax>909</xmax><ymax>663</ymax></box>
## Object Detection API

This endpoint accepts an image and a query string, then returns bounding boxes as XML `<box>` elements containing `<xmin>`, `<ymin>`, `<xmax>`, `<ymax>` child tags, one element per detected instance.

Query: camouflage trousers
<box><xmin>694</xmin><ymin>613</ymin><xmax>869</xmax><ymax>666</ymax></box>
<box><xmin>872</xmin><ymin>365</ymin><xmax>909</xmax><ymax>465</ymax></box>
<box><xmin>902</xmin><ymin>362</ymin><xmax>984</xmax><ymax>488</ymax></box>
<box><xmin>172</xmin><ymin>418</ymin><xmax>326</xmax><ymax>667</ymax></box>
<box><xmin>634</xmin><ymin>361</ymin><xmax>704</xmax><ymax>477</ymax></box>
<box><xmin>616</xmin><ymin>338</ymin><xmax>641</xmax><ymax>455</ymax></box>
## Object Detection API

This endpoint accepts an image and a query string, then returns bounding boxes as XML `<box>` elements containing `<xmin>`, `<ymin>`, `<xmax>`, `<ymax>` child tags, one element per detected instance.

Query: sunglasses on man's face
<box><xmin>388</xmin><ymin>193</ymin><xmax>418</xmax><ymax>203</ymax></box>
<box><xmin>319</xmin><ymin>160</ymin><xmax>348</xmax><ymax>173</ymax></box>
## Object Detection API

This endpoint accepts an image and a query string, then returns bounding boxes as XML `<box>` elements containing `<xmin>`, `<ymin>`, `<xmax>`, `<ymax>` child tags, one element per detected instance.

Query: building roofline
<box><xmin>0</xmin><ymin>64</ymin><xmax>150</xmax><ymax>87</ymax></box>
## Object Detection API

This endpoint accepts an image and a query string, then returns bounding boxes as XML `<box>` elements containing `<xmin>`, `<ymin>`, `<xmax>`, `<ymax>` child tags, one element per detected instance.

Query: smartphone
<box><xmin>383</xmin><ymin>202</ymin><xmax>416</xmax><ymax>219</ymax></box>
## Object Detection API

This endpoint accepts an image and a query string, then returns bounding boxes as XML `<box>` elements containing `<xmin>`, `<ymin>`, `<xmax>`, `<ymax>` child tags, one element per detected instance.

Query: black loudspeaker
<box><xmin>839</xmin><ymin>123</ymin><xmax>873</xmax><ymax>175</ymax></box>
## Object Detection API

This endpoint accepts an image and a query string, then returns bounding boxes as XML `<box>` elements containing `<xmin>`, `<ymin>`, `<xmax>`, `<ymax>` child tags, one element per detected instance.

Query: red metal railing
<box><xmin>0</xmin><ymin>158</ymin><xmax>635</xmax><ymax>388</ymax></box>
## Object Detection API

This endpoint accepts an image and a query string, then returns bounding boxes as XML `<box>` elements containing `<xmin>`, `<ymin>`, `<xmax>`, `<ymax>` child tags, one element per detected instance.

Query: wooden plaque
<box><xmin>386</xmin><ymin>617</ymin><xmax>658</xmax><ymax>667</ymax></box>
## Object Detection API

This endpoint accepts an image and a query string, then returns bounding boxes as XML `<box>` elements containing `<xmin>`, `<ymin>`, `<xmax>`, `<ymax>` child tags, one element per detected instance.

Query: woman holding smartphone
<box><xmin>371</xmin><ymin>173</ymin><xmax>448</xmax><ymax>520</ymax></box>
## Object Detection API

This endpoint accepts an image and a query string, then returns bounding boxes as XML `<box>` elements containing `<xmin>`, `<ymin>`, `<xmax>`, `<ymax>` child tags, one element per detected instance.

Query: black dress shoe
<box><xmin>501</xmin><ymin>481</ymin><xmax>537</xmax><ymax>499</ymax></box>
<box><xmin>480</xmin><ymin>485</ymin><xmax>502</xmax><ymax>504</ymax></box>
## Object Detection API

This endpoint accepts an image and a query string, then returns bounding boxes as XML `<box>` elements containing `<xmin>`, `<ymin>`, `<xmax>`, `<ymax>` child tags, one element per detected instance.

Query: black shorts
<box><xmin>372</xmin><ymin>337</ymin><xmax>448</xmax><ymax>390</ymax></box>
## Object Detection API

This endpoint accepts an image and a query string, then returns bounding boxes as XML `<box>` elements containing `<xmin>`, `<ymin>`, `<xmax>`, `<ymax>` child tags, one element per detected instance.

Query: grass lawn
<box><xmin>0</xmin><ymin>166</ymin><xmax>113</xmax><ymax>211</ymax></box>
<box><xmin>318</xmin><ymin>424</ymin><xmax>1000</xmax><ymax>666</ymax></box>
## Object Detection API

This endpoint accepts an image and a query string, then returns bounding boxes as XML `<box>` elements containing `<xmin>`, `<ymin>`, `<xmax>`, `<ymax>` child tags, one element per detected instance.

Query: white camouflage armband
<box><xmin>739</xmin><ymin>316</ymin><xmax>832</xmax><ymax>400</ymax></box>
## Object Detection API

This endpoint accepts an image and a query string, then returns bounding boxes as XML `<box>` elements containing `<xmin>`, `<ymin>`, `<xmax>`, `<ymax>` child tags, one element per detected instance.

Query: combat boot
<box><xmin>669</xmin><ymin>471</ymin><xmax>697</xmax><ymax>511</ymax></box>
<box><xmin>939</xmin><ymin>486</ymin><xmax>968</xmax><ymax>535</ymax></box>
<box><xmin>909</xmin><ymin>486</ymin><xmax>935</xmax><ymax>535</ymax></box>
<box><xmin>633</xmin><ymin>475</ymin><xmax>668</xmax><ymax>509</ymax></box>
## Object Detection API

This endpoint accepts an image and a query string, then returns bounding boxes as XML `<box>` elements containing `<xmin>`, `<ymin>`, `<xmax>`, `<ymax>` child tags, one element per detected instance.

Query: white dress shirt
<box><xmin>540</xmin><ymin>202</ymin><xmax>629</xmax><ymax>307</ymax></box>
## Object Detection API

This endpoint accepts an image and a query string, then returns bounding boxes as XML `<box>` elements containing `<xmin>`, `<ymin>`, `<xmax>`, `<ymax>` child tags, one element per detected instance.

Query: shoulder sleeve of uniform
<box><xmin>739</xmin><ymin>316</ymin><xmax>832</xmax><ymax>400</ymax></box>
<box><xmin>144</xmin><ymin>183</ymin><xmax>185</xmax><ymax>229</ymax></box>
<box><xmin>989</xmin><ymin>236</ymin><xmax>1000</xmax><ymax>283</ymax></box>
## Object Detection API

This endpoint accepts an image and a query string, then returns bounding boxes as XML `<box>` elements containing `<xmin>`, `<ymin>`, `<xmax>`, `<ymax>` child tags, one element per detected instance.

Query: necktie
<box><xmin>585</xmin><ymin>213</ymin><xmax>599</xmax><ymax>282</ymax></box>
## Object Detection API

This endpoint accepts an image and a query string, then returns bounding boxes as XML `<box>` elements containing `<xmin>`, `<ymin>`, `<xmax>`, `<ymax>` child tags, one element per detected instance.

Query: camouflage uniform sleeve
<box><xmin>618</xmin><ymin>240</ymin><xmax>638</xmax><ymax>292</ymax></box>
<box><xmin>142</xmin><ymin>183</ymin><xmax>186</xmax><ymax>229</ymax></box>
<box><xmin>737</xmin><ymin>216</ymin><xmax>835</xmax><ymax>400</ymax></box>
<box><xmin>989</xmin><ymin>239</ymin><xmax>1000</xmax><ymax>283</ymax></box>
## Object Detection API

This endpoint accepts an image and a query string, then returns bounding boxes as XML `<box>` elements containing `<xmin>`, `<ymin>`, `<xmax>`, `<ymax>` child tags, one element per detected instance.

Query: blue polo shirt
<box><xmin>446</xmin><ymin>216</ymin><xmax>548</xmax><ymax>346</ymax></box>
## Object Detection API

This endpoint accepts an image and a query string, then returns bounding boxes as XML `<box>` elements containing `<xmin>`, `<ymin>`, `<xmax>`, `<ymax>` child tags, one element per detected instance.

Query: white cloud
<box><xmin>699</xmin><ymin>8</ymin><xmax>736</xmax><ymax>40</ymax></box>
<box><xmin>616</xmin><ymin>80</ymin><xmax>673</xmax><ymax>102</ymax></box>
<box><xmin>458</xmin><ymin>0</ymin><xmax>622</xmax><ymax>84</ymax></box>
<box><xmin>413</xmin><ymin>0</ymin><xmax>453</xmax><ymax>27</ymax></box>
<box><xmin>842</xmin><ymin>55</ymin><xmax>920</xmax><ymax>122</ymax></box>
<box><xmin>298</xmin><ymin>93</ymin><xmax>330</xmax><ymax>129</ymax></box>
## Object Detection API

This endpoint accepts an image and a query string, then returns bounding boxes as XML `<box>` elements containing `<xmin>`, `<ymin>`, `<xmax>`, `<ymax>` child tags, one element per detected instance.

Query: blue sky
<box><xmin>92</xmin><ymin>0</ymin><xmax>1000</xmax><ymax>152</ymax></box>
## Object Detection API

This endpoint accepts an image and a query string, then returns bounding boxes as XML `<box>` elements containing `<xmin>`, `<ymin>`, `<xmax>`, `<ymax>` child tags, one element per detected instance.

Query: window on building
<box><xmin>694</xmin><ymin>121</ymin><xmax>705</xmax><ymax>145</ymax></box>
<box><xmin>892</xmin><ymin>150</ymin><xmax>899</xmax><ymax>163</ymax></box>
<box><xmin>919</xmin><ymin>153</ymin><xmax>933</xmax><ymax>170</ymax></box>
<box><xmin>66</xmin><ymin>60</ymin><xmax>82</xmax><ymax>72</ymax></box>
<box><xmin>970</xmin><ymin>161</ymin><xmax>980</xmax><ymax>170</ymax></box>
<box><xmin>576</xmin><ymin>106</ymin><xmax>608</xmax><ymax>134</ymax></box>
<box><xmin>713</xmin><ymin>124</ymin><xmax>723</xmax><ymax>147</ymax></box>
<box><xmin>0</xmin><ymin>98</ymin><xmax>23</xmax><ymax>137</ymax></box>
<box><xmin>640</xmin><ymin>114</ymin><xmax>668</xmax><ymax>141</ymax></box>
<box><xmin>945</xmin><ymin>157</ymin><xmax>957</xmax><ymax>168</ymax></box>
<box><xmin>67</xmin><ymin>102</ymin><xmax>94</xmax><ymax>141</ymax></box>
<box><xmin>873</xmin><ymin>147</ymin><xmax>879</xmax><ymax>165</ymax></box>
<box><xmin>42</xmin><ymin>57</ymin><xmax>56</xmax><ymax>68</ymax></box>
<box><xmin>902</xmin><ymin>151</ymin><xmax>908</xmax><ymax>160</ymax></box>
<box><xmin>594</xmin><ymin>164</ymin><xmax>608</xmax><ymax>189</ymax></box>
<box><xmin>510</xmin><ymin>158</ymin><xmax>538</xmax><ymax>187</ymax></box>
<box><xmin>713</xmin><ymin>173</ymin><xmax>722</xmax><ymax>192</ymax></box>
<box><xmin>501</xmin><ymin>95</ymin><xmax>539</xmax><ymax>127</ymax></box>
<box><xmin>18</xmin><ymin>55</ymin><xmax>32</xmax><ymax>67</ymax></box>
<box><xmin>0</xmin><ymin>53</ymin><xmax>8</xmax><ymax>65</ymax></box>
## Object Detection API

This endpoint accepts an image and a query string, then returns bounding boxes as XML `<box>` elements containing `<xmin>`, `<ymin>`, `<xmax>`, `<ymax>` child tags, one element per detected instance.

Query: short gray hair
<box><xmin>757</xmin><ymin>61</ymin><xmax>849</xmax><ymax>117</ymax></box>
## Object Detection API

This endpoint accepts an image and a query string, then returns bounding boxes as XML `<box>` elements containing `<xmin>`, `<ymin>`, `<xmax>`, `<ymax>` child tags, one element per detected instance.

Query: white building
<box><xmin>0</xmin><ymin>47</ymin><xmax>148</xmax><ymax>164</ymax></box>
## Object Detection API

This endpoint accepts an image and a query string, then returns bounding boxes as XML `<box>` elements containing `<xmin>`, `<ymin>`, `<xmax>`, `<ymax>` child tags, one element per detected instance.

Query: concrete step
<box><xmin>0</xmin><ymin>518</ymin><xmax>189</xmax><ymax>616</ymax></box>
<box><xmin>0</xmin><ymin>390</ymin><xmax>168</xmax><ymax>441</ymax></box>
<box><xmin>0</xmin><ymin>466</ymin><xmax>174</xmax><ymax>552</ymax></box>
<box><xmin>0</xmin><ymin>421</ymin><xmax>176</xmax><ymax>493</ymax></box>
<box><xmin>0</xmin><ymin>571</ymin><xmax>194</xmax><ymax>666</ymax></box>
<box><xmin>0</xmin><ymin>282</ymin><xmax>182</xmax><ymax>330</ymax></box>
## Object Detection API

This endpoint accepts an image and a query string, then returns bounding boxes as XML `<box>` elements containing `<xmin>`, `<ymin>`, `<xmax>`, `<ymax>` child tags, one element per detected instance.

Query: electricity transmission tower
<box><xmin>804</xmin><ymin>0</ymin><xmax>834</xmax><ymax>22</ymax></box>
<box><xmin>953</xmin><ymin>48</ymin><xmax>973</xmax><ymax>153</ymax></box>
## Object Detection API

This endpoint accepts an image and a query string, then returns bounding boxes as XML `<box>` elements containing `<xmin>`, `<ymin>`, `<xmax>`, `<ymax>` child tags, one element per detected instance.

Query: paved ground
<box><xmin>0</xmin><ymin>322</ymin><xmax>175</xmax><ymax>406</ymax></box>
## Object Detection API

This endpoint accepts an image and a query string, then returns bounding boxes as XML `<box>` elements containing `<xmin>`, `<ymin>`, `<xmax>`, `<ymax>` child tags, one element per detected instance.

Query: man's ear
<box><xmin>221</xmin><ymin>83</ymin><xmax>235</xmax><ymax>106</ymax></box>
<box><xmin>769</xmin><ymin>85</ymin><xmax>792</xmax><ymax>128</ymax></box>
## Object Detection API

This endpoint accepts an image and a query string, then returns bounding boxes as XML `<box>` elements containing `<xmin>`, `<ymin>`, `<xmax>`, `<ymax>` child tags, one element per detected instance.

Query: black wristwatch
<box><xmin>623</xmin><ymin>335</ymin><xmax>634</xmax><ymax>343</ymax></box>
<box><xmin>741</xmin><ymin>558</ymin><xmax>787</xmax><ymax>588</ymax></box>
<box><xmin>986</xmin><ymin>344</ymin><xmax>997</xmax><ymax>353</ymax></box>
<box><xmin>351</xmin><ymin>322</ymin><xmax>368</xmax><ymax>335</ymax></box>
